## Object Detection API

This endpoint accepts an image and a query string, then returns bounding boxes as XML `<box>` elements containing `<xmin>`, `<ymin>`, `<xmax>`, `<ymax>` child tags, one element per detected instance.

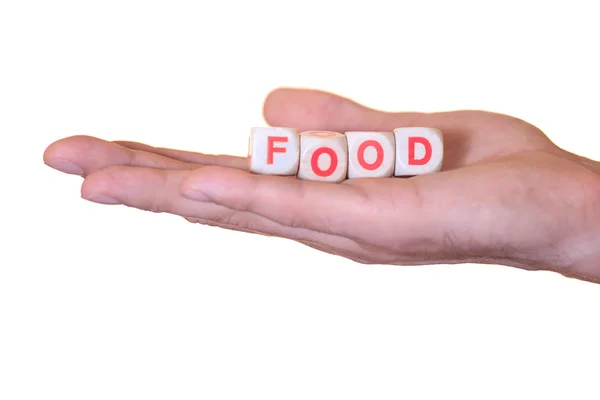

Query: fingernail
<box><xmin>48</xmin><ymin>158</ymin><xmax>84</xmax><ymax>176</ymax></box>
<box><xmin>182</xmin><ymin>187</ymin><xmax>209</xmax><ymax>202</ymax></box>
<box><xmin>83</xmin><ymin>193</ymin><xmax>121</xmax><ymax>205</ymax></box>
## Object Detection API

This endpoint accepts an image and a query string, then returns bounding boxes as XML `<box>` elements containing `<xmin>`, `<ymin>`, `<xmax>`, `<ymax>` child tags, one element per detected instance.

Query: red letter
<box><xmin>267</xmin><ymin>136</ymin><xmax>288</xmax><ymax>164</ymax></box>
<box><xmin>311</xmin><ymin>147</ymin><xmax>338</xmax><ymax>177</ymax></box>
<box><xmin>357</xmin><ymin>140</ymin><xmax>384</xmax><ymax>170</ymax></box>
<box><xmin>408</xmin><ymin>137</ymin><xmax>432</xmax><ymax>165</ymax></box>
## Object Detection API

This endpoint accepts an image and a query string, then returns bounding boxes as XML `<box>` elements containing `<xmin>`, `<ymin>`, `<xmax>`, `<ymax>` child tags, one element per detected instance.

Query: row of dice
<box><xmin>248</xmin><ymin>127</ymin><xmax>443</xmax><ymax>182</ymax></box>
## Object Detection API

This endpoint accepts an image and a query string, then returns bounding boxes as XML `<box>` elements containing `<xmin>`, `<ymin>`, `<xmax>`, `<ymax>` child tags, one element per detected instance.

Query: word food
<box><xmin>248</xmin><ymin>127</ymin><xmax>443</xmax><ymax>182</ymax></box>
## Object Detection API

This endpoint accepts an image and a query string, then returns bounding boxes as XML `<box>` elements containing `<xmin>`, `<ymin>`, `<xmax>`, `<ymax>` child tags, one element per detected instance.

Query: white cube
<box><xmin>248</xmin><ymin>127</ymin><xmax>300</xmax><ymax>175</ymax></box>
<box><xmin>297</xmin><ymin>131</ymin><xmax>348</xmax><ymax>182</ymax></box>
<box><xmin>345</xmin><ymin>131</ymin><xmax>395</xmax><ymax>178</ymax></box>
<box><xmin>393</xmin><ymin>127</ymin><xmax>443</xmax><ymax>176</ymax></box>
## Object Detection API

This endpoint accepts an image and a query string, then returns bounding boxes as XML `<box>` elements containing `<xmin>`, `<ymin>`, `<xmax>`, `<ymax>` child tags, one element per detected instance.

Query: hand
<box><xmin>43</xmin><ymin>88</ymin><xmax>600</xmax><ymax>283</ymax></box>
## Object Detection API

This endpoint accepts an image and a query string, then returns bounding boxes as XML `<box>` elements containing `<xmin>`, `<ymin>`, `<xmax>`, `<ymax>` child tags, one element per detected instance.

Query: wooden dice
<box><xmin>248</xmin><ymin>127</ymin><xmax>443</xmax><ymax>181</ymax></box>
<box><xmin>346</xmin><ymin>131</ymin><xmax>395</xmax><ymax>178</ymax></box>
<box><xmin>248</xmin><ymin>127</ymin><xmax>299</xmax><ymax>175</ymax></box>
<box><xmin>297</xmin><ymin>131</ymin><xmax>348</xmax><ymax>183</ymax></box>
<box><xmin>393</xmin><ymin>127</ymin><xmax>443</xmax><ymax>176</ymax></box>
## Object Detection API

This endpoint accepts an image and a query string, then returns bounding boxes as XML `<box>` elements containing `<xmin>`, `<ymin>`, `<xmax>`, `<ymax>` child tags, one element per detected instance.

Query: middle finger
<box><xmin>45</xmin><ymin>135</ymin><xmax>201</xmax><ymax>176</ymax></box>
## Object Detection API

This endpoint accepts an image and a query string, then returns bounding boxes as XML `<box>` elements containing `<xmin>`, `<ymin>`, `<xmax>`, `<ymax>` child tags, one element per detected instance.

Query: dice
<box><xmin>297</xmin><ymin>131</ymin><xmax>348</xmax><ymax>183</ymax></box>
<box><xmin>248</xmin><ymin>127</ymin><xmax>300</xmax><ymax>175</ymax></box>
<box><xmin>393</xmin><ymin>127</ymin><xmax>443</xmax><ymax>176</ymax></box>
<box><xmin>247</xmin><ymin>126</ymin><xmax>443</xmax><ymax>181</ymax></box>
<box><xmin>346</xmin><ymin>131</ymin><xmax>395</xmax><ymax>178</ymax></box>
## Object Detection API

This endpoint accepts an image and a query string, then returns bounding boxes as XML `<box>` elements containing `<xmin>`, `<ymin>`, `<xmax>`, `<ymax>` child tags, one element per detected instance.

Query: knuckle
<box><xmin>146</xmin><ymin>197</ymin><xmax>166</xmax><ymax>213</ymax></box>
<box><xmin>145</xmin><ymin>171</ymin><xmax>172</xmax><ymax>213</ymax></box>
<box><xmin>211</xmin><ymin>209</ymin><xmax>246</xmax><ymax>229</ymax></box>
<box><xmin>211</xmin><ymin>209</ymin><xmax>273</xmax><ymax>236</ymax></box>
<box><xmin>285</xmin><ymin>214</ymin><xmax>309</xmax><ymax>230</ymax></box>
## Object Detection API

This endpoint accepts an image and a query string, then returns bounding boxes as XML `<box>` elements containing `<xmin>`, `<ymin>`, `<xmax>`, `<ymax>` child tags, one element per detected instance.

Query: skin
<box><xmin>43</xmin><ymin>87</ymin><xmax>600</xmax><ymax>283</ymax></box>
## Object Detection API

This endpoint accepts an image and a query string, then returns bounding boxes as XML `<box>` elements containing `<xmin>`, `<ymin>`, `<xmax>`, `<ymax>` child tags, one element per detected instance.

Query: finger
<box><xmin>180</xmin><ymin>166</ymin><xmax>423</xmax><ymax>246</ymax></box>
<box><xmin>294</xmin><ymin>239</ymin><xmax>374</xmax><ymax>264</ymax></box>
<box><xmin>44</xmin><ymin>135</ymin><xmax>200</xmax><ymax>177</ymax></box>
<box><xmin>263</xmin><ymin>87</ymin><xmax>480</xmax><ymax>134</ymax></box>
<box><xmin>183</xmin><ymin>216</ymin><xmax>275</xmax><ymax>236</ymax></box>
<box><xmin>80</xmin><ymin>165</ymin><xmax>370</xmax><ymax>261</ymax></box>
<box><xmin>262</xmin><ymin>87</ymin><xmax>552</xmax><ymax>167</ymax></box>
<box><xmin>114</xmin><ymin>140</ymin><xmax>249</xmax><ymax>170</ymax></box>
<box><xmin>184</xmin><ymin>217</ymin><xmax>374</xmax><ymax>264</ymax></box>
<box><xmin>80</xmin><ymin>166</ymin><xmax>278</xmax><ymax>223</ymax></box>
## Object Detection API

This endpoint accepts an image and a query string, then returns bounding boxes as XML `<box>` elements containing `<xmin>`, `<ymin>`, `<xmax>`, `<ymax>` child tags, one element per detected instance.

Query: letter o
<box><xmin>357</xmin><ymin>140</ymin><xmax>384</xmax><ymax>170</ymax></box>
<box><xmin>310</xmin><ymin>147</ymin><xmax>338</xmax><ymax>177</ymax></box>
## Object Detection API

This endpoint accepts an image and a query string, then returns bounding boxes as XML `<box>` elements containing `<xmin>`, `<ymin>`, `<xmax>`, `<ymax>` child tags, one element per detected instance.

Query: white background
<box><xmin>1</xmin><ymin>0</ymin><xmax>599</xmax><ymax>399</ymax></box>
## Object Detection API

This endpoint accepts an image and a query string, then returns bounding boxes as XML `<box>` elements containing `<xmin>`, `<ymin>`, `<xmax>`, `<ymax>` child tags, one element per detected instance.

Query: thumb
<box><xmin>262</xmin><ymin>87</ymin><xmax>471</xmax><ymax>134</ymax></box>
<box><xmin>261</xmin><ymin>87</ymin><xmax>543</xmax><ymax>169</ymax></box>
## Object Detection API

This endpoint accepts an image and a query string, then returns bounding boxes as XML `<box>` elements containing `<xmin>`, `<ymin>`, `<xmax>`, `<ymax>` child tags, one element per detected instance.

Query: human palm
<box><xmin>44</xmin><ymin>88</ymin><xmax>600</xmax><ymax>282</ymax></box>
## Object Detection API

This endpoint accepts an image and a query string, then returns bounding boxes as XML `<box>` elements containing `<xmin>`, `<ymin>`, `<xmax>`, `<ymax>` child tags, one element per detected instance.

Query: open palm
<box><xmin>44</xmin><ymin>88</ymin><xmax>600</xmax><ymax>282</ymax></box>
